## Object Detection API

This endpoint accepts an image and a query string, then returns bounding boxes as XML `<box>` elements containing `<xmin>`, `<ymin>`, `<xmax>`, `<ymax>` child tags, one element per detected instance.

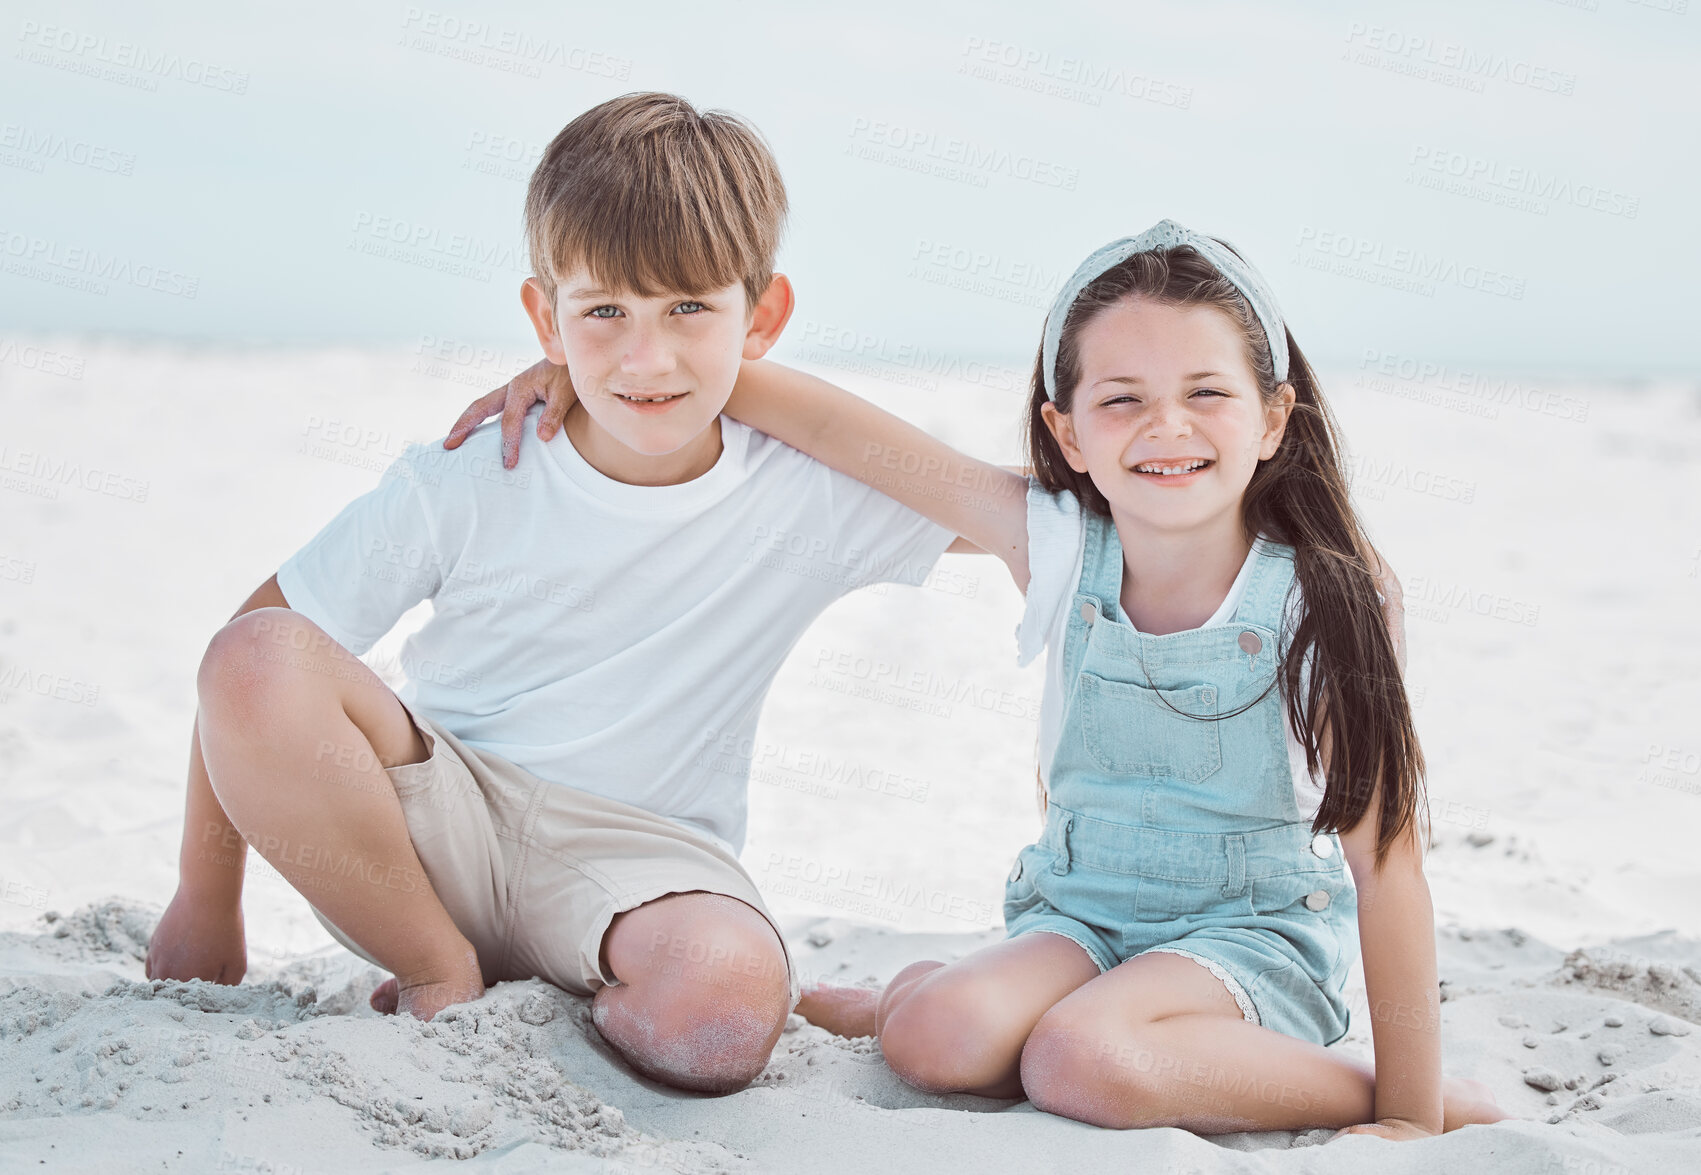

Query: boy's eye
<box><xmin>587</xmin><ymin>305</ymin><xmax>622</xmax><ymax>319</ymax></box>
<box><xmin>673</xmin><ymin>300</ymin><xmax>707</xmax><ymax>314</ymax></box>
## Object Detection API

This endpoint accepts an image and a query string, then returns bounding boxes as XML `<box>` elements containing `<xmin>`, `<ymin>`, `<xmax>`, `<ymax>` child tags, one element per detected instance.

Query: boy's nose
<box><xmin>619</xmin><ymin>331</ymin><xmax>677</xmax><ymax>379</ymax></box>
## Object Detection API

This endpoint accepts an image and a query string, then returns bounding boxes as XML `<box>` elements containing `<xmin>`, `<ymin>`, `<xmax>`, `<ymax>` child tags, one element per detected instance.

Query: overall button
<box><xmin>1310</xmin><ymin>834</ymin><xmax>1335</xmax><ymax>859</ymax></box>
<box><xmin>1080</xmin><ymin>600</ymin><xmax>1098</xmax><ymax>625</ymax></box>
<box><xmin>1237</xmin><ymin>630</ymin><xmax>1262</xmax><ymax>656</ymax></box>
<box><xmin>1304</xmin><ymin>889</ymin><xmax>1332</xmax><ymax>911</ymax></box>
<box><xmin>1009</xmin><ymin>857</ymin><xmax>1024</xmax><ymax>884</ymax></box>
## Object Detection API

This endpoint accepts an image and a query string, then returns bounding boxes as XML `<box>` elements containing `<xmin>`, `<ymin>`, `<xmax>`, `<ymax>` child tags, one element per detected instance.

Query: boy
<box><xmin>143</xmin><ymin>92</ymin><xmax>965</xmax><ymax>1094</ymax></box>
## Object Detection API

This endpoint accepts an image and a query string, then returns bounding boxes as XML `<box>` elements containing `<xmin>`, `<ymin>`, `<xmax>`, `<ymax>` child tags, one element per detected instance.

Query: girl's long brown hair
<box><xmin>1024</xmin><ymin>244</ymin><xmax>1426</xmax><ymax>868</ymax></box>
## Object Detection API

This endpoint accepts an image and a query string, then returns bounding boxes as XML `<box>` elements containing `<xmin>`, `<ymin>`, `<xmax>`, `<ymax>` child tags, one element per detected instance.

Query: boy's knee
<box><xmin>594</xmin><ymin>909</ymin><xmax>791</xmax><ymax>1093</ymax></box>
<box><xmin>198</xmin><ymin>608</ymin><xmax>337</xmax><ymax>717</ymax></box>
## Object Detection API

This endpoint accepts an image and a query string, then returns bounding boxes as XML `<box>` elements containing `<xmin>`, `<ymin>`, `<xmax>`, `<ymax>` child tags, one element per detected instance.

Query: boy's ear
<box><xmin>1040</xmin><ymin>401</ymin><xmax>1089</xmax><ymax>474</ymax></box>
<box><xmin>521</xmin><ymin>278</ymin><xmax>569</xmax><ymax>365</ymax></box>
<box><xmin>1259</xmin><ymin>382</ymin><xmax>1298</xmax><ymax>460</ymax></box>
<box><xmin>741</xmin><ymin>273</ymin><xmax>795</xmax><ymax>361</ymax></box>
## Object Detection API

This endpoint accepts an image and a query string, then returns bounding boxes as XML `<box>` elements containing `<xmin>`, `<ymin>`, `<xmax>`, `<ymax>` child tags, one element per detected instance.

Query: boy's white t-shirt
<box><xmin>1016</xmin><ymin>481</ymin><xmax>1366</xmax><ymax>822</ymax></box>
<box><xmin>276</xmin><ymin>414</ymin><xmax>956</xmax><ymax>854</ymax></box>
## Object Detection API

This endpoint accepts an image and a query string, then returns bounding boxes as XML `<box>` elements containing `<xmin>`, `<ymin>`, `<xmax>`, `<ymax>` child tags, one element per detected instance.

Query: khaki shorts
<box><xmin>307</xmin><ymin>704</ymin><xmax>798</xmax><ymax>1005</ymax></box>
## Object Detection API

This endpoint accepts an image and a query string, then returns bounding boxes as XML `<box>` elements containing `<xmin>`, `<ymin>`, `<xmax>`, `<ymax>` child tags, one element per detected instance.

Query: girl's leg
<box><xmin>1020</xmin><ymin>951</ymin><xmax>1504</xmax><ymax>1132</ymax></box>
<box><xmin>851</xmin><ymin>932</ymin><xmax>1102</xmax><ymax>1098</ymax></box>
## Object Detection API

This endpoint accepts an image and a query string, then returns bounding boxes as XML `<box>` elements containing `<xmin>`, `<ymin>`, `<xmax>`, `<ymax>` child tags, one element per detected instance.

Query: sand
<box><xmin>2</xmin><ymin>341</ymin><xmax>1699</xmax><ymax>1172</ymax></box>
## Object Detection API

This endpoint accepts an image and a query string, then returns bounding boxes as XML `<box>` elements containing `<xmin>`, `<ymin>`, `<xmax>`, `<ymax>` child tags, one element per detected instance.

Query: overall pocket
<box><xmin>1076</xmin><ymin>671</ymin><xmax>1223</xmax><ymax>783</ymax></box>
<box><xmin>1002</xmin><ymin>843</ymin><xmax>1049</xmax><ymax>924</ymax></box>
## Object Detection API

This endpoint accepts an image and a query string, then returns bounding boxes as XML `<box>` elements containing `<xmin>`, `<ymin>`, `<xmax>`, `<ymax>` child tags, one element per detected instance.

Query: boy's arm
<box><xmin>446</xmin><ymin>359</ymin><xmax>1034</xmax><ymax>586</ymax></box>
<box><xmin>146</xmin><ymin>574</ymin><xmax>289</xmax><ymax>985</ymax></box>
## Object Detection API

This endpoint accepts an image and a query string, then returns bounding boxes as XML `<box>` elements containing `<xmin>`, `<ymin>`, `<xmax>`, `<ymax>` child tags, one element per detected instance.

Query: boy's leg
<box><xmin>868</xmin><ymin>932</ymin><xmax>1101</xmax><ymax>1098</ymax></box>
<box><xmin>196</xmin><ymin>607</ymin><xmax>483</xmax><ymax>1020</ymax></box>
<box><xmin>593</xmin><ymin>891</ymin><xmax>792</xmax><ymax>1094</ymax></box>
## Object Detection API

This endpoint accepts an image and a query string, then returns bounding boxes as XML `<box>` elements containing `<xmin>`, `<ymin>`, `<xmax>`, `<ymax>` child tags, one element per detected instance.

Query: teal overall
<box><xmin>1004</xmin><ymin>511</ymin><xmax>1358</xmax><ymax>1045</ymax></box>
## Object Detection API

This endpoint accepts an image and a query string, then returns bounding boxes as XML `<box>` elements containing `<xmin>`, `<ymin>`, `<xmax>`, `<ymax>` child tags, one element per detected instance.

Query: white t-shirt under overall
<box><xmin>277</xmin><ymin>414</ymin><xmax>956</xmax><ymax>854</ymax></box>
<box><xmin>1016</xmin><ymin>482</ymin><xmax>1343</xmax><ymax>821</ymax></box>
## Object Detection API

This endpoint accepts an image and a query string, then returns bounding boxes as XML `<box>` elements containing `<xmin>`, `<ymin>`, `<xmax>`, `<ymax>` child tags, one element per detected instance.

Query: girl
<box><xmin>450</xmin><ymin>220</ymin><xmax>1505</xmax><ymax>1139</ymax></box>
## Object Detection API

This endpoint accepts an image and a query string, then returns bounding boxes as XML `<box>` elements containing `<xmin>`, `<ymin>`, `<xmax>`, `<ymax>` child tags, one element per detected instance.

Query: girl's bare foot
<box><xmin>796</xmin><ymin>982</ymin><xmax>881</xmax><ymax>1038</ymax></box>
<box><xmin>369</xmin><ymin>947</ymin><xmax>485</xmax><ymax>1020</ymax></box>
<box><xmin>1442</xmin><ymin>1076</ymin><xmax>1510</xmax><ymax>1130</ymax></box>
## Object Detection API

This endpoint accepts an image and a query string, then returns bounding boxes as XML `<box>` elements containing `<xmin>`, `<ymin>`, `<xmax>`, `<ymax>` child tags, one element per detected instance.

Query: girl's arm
<box><xmin>727</xmin><ymin>359</ymin><xmax>1030</xmax><ymax>586</ymax></box>
<box><xmin>446</xmin><ymin>358</ymin><xmax>1034</xmax><ymax>588</ymax></box>
<box><xmin>1327</xmin><ymin>714</ymin><xmax>1443</xmax><ymax>1141</ymax></box>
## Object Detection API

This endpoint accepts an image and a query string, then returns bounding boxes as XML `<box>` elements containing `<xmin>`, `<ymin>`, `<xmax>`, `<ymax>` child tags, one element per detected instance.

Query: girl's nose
<box><xmin>1144</xmin><ymin>400</ymin><xmax>1190</xmax><ymax>439</ymax></box>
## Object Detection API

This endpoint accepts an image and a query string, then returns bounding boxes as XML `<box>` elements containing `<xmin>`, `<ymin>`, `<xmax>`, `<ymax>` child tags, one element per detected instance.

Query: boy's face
<box><xmin>524</xmin><ymin>267</ymin><xmax>792</xmax><ymax>460</ymax></box>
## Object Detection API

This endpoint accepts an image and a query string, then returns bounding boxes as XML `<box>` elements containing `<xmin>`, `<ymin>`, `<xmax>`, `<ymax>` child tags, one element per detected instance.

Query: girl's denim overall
<box><xmin>1004</xmin><ymin>511</ymin><xmax>1357</xmax><ymax>1044</ymax></box>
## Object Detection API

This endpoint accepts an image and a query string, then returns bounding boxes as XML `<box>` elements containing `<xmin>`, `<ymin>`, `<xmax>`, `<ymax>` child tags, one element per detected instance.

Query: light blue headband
<box><xmin>1041</xmin><ymin>218</ymin><xmax>1289</xmax><ymax>400</ymax></box>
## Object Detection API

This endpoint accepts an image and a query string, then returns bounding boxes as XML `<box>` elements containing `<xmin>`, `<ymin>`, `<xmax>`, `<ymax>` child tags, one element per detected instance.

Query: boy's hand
<box><xmin>145</xmin><ymin>886</ymin><xmax>247</xmax><ymax>985</ymax></box>
<box><xmin>1329</xmin><ymin>1117</ymin><xmax>1438</xmax><ymax>1142</ymax></box>
<box><xmin>443</xmin><ymin>359</ymin><xmax>577</xmax><ymax>470</ymax></box>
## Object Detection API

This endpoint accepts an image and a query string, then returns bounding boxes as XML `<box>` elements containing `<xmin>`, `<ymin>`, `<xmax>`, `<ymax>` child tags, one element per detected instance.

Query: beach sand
<box><xmin>1</xmin><ymin>341</ymin><xmax>1698</xmax><ymax>1172</ymax></box>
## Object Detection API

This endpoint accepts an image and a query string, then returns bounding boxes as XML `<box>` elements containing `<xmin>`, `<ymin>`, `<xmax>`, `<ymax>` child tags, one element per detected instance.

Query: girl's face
<box><xmin>1042</xmin><ymin>296</ymin><xmax>1295</xmax><ymax>534</ymax></box>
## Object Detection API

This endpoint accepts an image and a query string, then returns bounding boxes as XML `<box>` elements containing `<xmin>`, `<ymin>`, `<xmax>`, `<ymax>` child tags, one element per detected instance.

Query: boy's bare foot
<box><xmin>796</xmin><ymin>982</ymin><xmax>881</xmax><ymax>1038</ymax></box>
<box><xmin>1442</xmin><ymin>1076</ymin><xmax>1510</xmax><ymax>1130</ymax></box>
<box><xmin>368</xmin><ymin>953</ymin><xmax>485</xmax><ymax>1020</ymax></box>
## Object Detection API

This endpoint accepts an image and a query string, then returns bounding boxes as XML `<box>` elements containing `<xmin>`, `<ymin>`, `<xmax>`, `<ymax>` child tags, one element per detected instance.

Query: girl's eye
<box><xmin>1102</xmin><ymin>394</ymin><xmax>1137</xmax><ymax>406</ymax></box>
<box><xmin>1192</xmin><ymin>388</ymin><xmax>1226</xmax><ymax>398</ymax></box>
<box><xmin>587</xmin><ymin>305</ymin><xmax>621</xmax><ymax>319</ymax></box>
<box><xmin>673</xmin><ymin>301</ymin><xmax>707</xmax><ymax>315</ymax></box>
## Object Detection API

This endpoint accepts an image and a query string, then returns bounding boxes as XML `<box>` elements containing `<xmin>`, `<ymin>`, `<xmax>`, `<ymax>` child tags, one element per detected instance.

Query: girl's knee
<box><xmin>1020</xmin><ymin>1012</ymin><xmax>1169</xmax><ymax>1128</ymax></box>
<box><xmin>878</xmin><ymin>967</ymin><xmax>1027</xmax><ymax>1093</ymax></box>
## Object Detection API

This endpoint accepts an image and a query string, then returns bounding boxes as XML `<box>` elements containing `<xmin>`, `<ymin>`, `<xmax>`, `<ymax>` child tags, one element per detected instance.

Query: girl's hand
<box><xmin>1329</xmin><ymin>1117</ymin><xmax>1438</xmax><ymax>1142</ymax></box>
<box><xmin>443</xmin><ymin>358</ymin><xmax>578</xmax><ymax>469</ymax></box>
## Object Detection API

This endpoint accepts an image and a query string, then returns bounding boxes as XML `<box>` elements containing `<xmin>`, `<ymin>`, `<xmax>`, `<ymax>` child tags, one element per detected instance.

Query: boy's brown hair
<box><xmin>524</xmin><ymin>91</ymin><xmax>788</xmax><ymax>312</ymax></box>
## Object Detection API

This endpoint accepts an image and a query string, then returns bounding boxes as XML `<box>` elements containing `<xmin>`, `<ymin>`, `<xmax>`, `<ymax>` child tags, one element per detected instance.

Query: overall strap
<box><xmin>1233</xmin><ymin>538</ymin><xmax>1298</xmax><ymax>635</ymax></box>
<box><xmin>1060</xmin><ymin>508</ymin><xmax>1128</xmax><ymax>689</ymax></box>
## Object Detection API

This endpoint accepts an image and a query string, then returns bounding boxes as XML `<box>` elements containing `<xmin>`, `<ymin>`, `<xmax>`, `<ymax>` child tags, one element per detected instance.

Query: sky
<box><xmin>1</xmin><ymin>0</ymin><xmax>1697</xmax><ymax>375</ymax></box>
